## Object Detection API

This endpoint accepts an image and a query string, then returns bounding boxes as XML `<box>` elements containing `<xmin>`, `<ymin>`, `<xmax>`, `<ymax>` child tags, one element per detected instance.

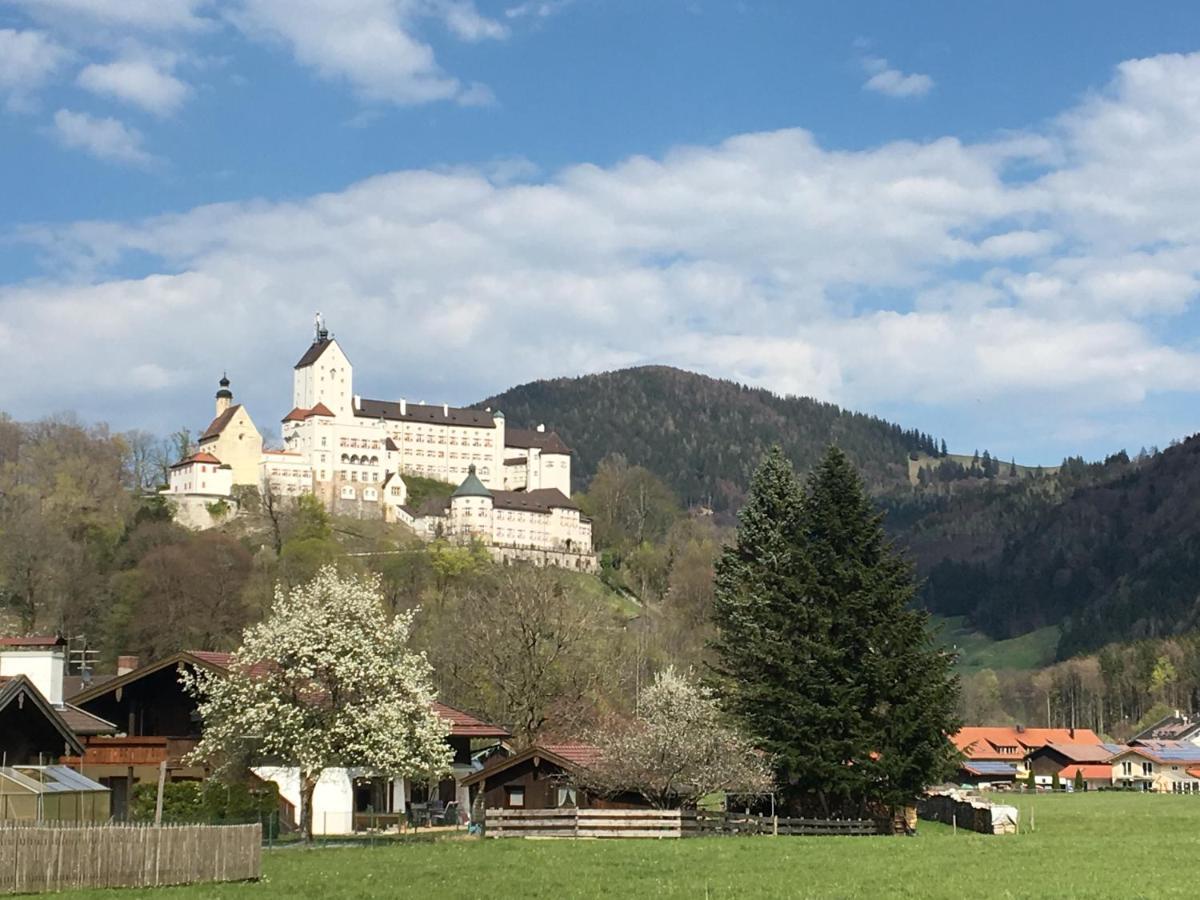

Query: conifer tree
<box><xmin>711</xmin><ymin>446</ymin><xmax>960</xmax><ymax>817</ymax></box>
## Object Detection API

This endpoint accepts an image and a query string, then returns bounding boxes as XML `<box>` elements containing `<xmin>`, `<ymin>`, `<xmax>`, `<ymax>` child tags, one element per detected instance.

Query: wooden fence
<box><xmin>485</xmin><ymin>808</ymin><xmax>882</xmax><ymax>839</ymax></box>
<box><xmin>0</xmin><ymin>823</ymin><xmax>261</xmax><ymax>894</ymax></box>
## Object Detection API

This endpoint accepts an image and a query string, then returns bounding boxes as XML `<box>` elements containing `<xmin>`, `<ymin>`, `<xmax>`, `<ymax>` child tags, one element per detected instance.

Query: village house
<box><xmin>1024</xmin><ymin>742</ymin><xmax>1121</xmax><ymax>790</ymax></box>
<box><xmin>163</xmin><ymin>317</ymin><xmax>596</xmax><ymax>571</ymax></box>
<box><xmin>1131</xmin><ymin>711</ymin><xmax>1200</xmax><ymax>745</ymax></box>
<box><xmin>1109</xmin><ymin>741</ymin><xmax>1200</xmax><ymax>793</ymax></box>
<box><xmin>460</xmin><ymin>742</ymin><xmax>654</xmax><ymax>812</ymax></box>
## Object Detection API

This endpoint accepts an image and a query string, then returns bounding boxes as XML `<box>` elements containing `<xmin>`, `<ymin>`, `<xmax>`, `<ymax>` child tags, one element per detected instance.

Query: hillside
<box><xmin>478</xmin><ymin>366</ymin><xmax>940</xmax><ymax>511</ymax></box>
<box><xmin>911</xmin><ymin>437</ymin><xmax>1200</xmax><ymax>657</ymax></box>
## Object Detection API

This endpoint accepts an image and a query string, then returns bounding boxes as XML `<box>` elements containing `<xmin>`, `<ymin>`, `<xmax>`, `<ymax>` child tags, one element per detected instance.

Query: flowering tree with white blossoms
<box><xmin>575</xmin><ymin>668</ymin><xmax>773</xmax><ymax>809</ymax></box>
<box><xmin>184</xmin><ymin>566</ymin><xmax>452</xmax><ymax>841</ymax></box>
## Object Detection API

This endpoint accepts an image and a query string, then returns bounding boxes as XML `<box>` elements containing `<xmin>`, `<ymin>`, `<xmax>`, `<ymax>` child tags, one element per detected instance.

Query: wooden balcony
<box><xmin>61</xmin><ymin>736</ymin><xmax>201</xmax><ymax>768</ymax></box>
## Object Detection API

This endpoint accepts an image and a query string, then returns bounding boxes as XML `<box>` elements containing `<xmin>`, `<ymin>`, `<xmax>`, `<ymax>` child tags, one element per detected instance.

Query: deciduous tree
<box><xmin>184</xmin><ymin>567</ymin><xmax>452</xmax><ymax>842</ymax></box>
<box><xmin>575</xmin><ymin>668</ymin><xmax>772</xmax><ymax>808</ymax></box>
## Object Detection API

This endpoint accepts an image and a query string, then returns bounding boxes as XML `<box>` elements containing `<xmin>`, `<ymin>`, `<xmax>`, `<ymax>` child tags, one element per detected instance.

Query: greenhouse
<box><xmin>0</xmin><ymin>765</ymin><xmax>110</xmax><ymax>823</ymax></box>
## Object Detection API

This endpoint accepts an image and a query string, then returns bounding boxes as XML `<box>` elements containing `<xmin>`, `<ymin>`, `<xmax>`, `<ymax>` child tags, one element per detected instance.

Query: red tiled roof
<box><xmin>1188</xmin><ymin>767</ymin><xmax>1200</xmax><ymax>779</ymax></box>
<box><xmin>1041</xmin><ymin>742</ymin><xmax>1115</xmax><ymax>763</ymax></box>
<box><xmin>1060</xmin><ymin>764</ymin><xmax>1113</xmax><ymax>781</ymax></box>
<box><xmin>433</xmin><ymin>701</ymin><xmax>511</xmax><ymax>739</ymax></box>
<box><xmin>953</xmin><ymin>727</ymin><xmax>1103</xmax><ymax>760</ymax></box>
<box><xmin>540</xmin><ymin>742</ymin><xmax>602</xmax><ymax>767</ymax></box>
<box><xmin>0</xmin><ymin>635</ymin><xmax>64</xmax><ymax>647</ymax></box>
<box><xmin>282</xmin><ymin>407</ymin><xmax>310</xmax><ymax>422</ymax></box>
<box><xmin>282</xmin><ymin>403</ymin><xmax>336</xmax><ymax>424</ymax></box>
<box><xmin>308</xmin><ymin>402</ymin><xmax>335</xmax><ymax>417</ymax></box>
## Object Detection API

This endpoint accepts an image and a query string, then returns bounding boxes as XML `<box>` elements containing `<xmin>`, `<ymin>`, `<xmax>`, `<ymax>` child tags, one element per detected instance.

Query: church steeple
<box><xmin>215</xmin><ymin>373</ymin><xmax>233</xmax><ymax>416</ymax></box>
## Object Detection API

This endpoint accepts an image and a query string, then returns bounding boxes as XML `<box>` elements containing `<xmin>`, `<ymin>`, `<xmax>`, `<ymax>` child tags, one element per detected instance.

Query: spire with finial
<box><xmin>215</xmin><ymin>372</ymin><xmax>233</xmax><ymax>415</ymax></box>
<box><xmin>315</xmin><ymin>311</ymin><xmax>329</xmax><ymax>343</ymax></box>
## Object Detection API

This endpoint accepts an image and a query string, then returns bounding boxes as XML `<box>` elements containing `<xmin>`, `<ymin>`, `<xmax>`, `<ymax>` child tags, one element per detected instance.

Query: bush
<box><xmin>130</xmin><ymin>779</ymin><xmax>281</xmax><ymax>835</ymax></box>
<box><xmin>1051</xmin><ymin>771</ymin><xmax>1062</xmax><ymax>791</ymax></box>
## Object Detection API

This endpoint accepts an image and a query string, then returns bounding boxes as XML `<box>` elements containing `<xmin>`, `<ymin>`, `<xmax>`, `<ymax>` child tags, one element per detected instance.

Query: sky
<box><xmin>4</xmin><ymin>1</ymin><xmax>1200</xmax><ymax>463</ymax></box>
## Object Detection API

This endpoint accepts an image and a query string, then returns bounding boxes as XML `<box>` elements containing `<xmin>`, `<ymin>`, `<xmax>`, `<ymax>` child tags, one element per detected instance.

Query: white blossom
<box><xmin>183</xmin><ymin>566</ymin><xmax>452</xmax><ymax>839</ymax></box>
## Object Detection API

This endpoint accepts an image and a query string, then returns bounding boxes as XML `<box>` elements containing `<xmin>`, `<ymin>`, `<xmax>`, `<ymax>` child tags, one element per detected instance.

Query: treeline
<box><xmin>959</xmin><ymin>631</ymin><xmax>1200</xmax><ymax>740</ymax></box>
<box><xmin>479</xmin><ymin>365</ymin><xmax>942</xmax><ymax>511</ymax></box>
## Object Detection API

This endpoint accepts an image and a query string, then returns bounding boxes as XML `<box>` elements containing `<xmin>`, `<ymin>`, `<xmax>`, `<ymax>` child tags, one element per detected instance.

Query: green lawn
<box><xmin>932</xmin><ymin>614</ymin><xmax>1061</xmax><ymax>673</ymax></box>
<box><xmin>55</xmin><ymin>793</ymin><xmax>1200</xmax><ymax>899</ymax></box>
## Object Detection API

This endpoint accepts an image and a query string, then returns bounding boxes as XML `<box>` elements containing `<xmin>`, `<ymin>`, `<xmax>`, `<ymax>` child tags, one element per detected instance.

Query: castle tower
<box><xmin>293</xmin><ymin>312</ymin><xmax>353</xmax><ymax>418</ymax></box>
<box><xmin>215</xmin><ymin>374</ymin><xmax>233</xmax><ymax>417</ymax></box>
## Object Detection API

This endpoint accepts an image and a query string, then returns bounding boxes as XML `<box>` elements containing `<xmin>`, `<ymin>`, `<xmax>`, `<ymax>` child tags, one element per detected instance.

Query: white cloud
<box><xmin>505</xmin><ymin>0</ymin><xmax>572</xmax><ymax>19</ymax></box>
<box><xmin>7</xmin><ymin>0</ymin><xmax>211</xmax><ymax>32</ymax></box>
<box><xmin>77</xmin><ymin>57</ymin><xmax>190</xmax><ymax>116</ymax></box>
<box><xmin>11</xmin><ymin>51</ymin><xmax>1200</xmax><ymax>455</ymax></box>
<box><xmin>861</xmin><ymin>56</ymin><xmax>934</xmax><ymax>99</ymax></box>
<box><xmin>50</xmin><ymin>108</ymin><xmax>155</xmax><ymax>166</ymax></box>
<box><xmin>0</xmin><ymin>29</ymin><xmax>69</xmax><ymax>110</ymax></box>
<box><xmin>228</xmin><ymin>0</ymin><xmax>506</xmax><ymax>105</ymax></box>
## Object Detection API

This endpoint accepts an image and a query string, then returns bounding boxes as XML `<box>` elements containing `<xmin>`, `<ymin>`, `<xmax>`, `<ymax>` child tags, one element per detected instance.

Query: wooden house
<box><xmin>1025</xmin><ymin>742</ymin><xmax>1120</xmax><ymax>790</ymax></box>
<box><xmin>461</xmin><ymin>743</ymin><xmax>650</xmax><ymax>811</ymax></box>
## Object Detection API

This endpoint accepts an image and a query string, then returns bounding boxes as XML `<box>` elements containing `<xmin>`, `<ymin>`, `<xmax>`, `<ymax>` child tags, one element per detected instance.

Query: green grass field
<box><xmin>932</xmin><ymin>614</ymin><xmax>1061</xmax><ymax>673</ymax></box>
<box><xmin>56</xmin><ymin>793</ymin><xmax>1200</xmax><ymax>899</ymax></box>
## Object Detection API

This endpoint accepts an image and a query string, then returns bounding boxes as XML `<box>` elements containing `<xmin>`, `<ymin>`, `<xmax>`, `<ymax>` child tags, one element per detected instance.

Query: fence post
<box><xmin>773</xmin><ymin>815</ymin><xmax>778</xmax><ymax>836</ymax></box>
<box><xmin>154</xmin><ymin>761</ymin><xmax>167</xmax><ymax>826</ymax></box>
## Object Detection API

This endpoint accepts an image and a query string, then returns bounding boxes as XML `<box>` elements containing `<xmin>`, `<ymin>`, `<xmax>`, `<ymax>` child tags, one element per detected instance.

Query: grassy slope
<box><xmin>57</xmin><ymin>794</ymin><xmax>1200</xmax><ymax>899</ymax></box>
<box><xmin>932</xmin><ymin>614</ymin><xmax>1060</xmax><ymax>674</ymax></box>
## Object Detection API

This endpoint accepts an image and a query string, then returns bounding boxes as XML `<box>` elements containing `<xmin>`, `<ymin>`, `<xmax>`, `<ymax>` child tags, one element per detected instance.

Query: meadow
<box><xmin>57</xmin><ymin>793</ymin><xmax>1199</xmax><ymax>899</ymax></box>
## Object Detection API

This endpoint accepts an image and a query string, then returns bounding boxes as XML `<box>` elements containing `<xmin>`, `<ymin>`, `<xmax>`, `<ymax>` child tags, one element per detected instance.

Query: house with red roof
<box><xmin>1025</xmin><ymin>742</ymin><xmax>1121</xmax><ymax>790</ymax></box>
<box><xmin>951</xmin><ymin>726</ymin><xmax>1106</xmax><ymax>787</ymax></box>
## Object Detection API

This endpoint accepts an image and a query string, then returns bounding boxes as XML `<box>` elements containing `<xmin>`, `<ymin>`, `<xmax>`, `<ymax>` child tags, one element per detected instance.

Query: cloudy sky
<box><xmin>4</xmin><ymin>1</ymin><xmax>1200</xmax><ymax>462</ymax></box>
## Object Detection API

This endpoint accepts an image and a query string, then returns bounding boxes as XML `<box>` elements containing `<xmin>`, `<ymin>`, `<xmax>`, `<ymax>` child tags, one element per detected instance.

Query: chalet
<box><xmin>461</xmin><ymin>742</ymin><xmax>650</xmax><ymax>812</ymax></box>
<box><xmin>0</xmin><ymin>637</ymin><xmax>116</xmax><ymax>766</ymax></box>
<box><xmin>1025</xmin><ymin>742</ymin><xmax>1121</xmax><ymax>790</ymax></box>
<box><xmin>1109</xmin><ymin>741</ymin><xmax>1200</xmax><ymax>793</ymax></box>
<box><xmin>65</xmin><ymin>651</ymin><xmax>224</xmax><ymax>817</ymax></box>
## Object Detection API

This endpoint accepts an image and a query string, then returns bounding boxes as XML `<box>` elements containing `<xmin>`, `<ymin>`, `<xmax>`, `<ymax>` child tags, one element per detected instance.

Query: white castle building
<box><xmin>165</xmin><ymin>318</ymin><xmax>596</xmax><ymax>571</ymax></box>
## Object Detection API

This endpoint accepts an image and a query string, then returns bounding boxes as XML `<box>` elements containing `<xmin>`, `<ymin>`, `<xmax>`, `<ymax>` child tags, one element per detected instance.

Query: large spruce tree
<box><xmin>711</xmin><ymin>445</ymin><xmax>959</xmax><ymax>816</ymax></box>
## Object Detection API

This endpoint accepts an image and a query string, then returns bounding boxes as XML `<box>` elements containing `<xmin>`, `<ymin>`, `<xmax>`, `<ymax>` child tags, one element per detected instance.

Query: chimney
<box><xmin>117</xmin><ymin>655</ymin><xmax>140</xmax><ymax>676</ymax></box>
<box><xmin>443</xmin><ymin>403</ymin><xmax>449</xmax><ymax>418</ymax></box>
<box><xmin>215</xmin><ymin>374</ymin><xmax>233</xmax><ymax>417</ymax></box>
<box><xmin>353</xmin><ymin>394</ymin><xmax>361</xmax><ymax>411</ymax></box>
<box><xmin>400</xmin><ymin>398</ymin><xmax>407</xmax><ymax>416</ymax></box>
<box><xmin>536</xmin><ymin>423</ymin><xmax>546</xmax><ymax>433</ymax></box>
<box><xmin>0</xmin><ymin>638</ymin><xmax>66</xmax><ymax>706</ymax></box>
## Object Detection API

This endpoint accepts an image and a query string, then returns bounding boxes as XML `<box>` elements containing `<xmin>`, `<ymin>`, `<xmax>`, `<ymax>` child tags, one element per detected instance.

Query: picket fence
<box><xmin>485</xmin><ymin>808</ymin><xmax>882</xmax><ymax>839</ymax></box>
<box><xmin>0</xmin><ymin>822</ymin><xmax>261</xmax><ymax>894</ymax></box>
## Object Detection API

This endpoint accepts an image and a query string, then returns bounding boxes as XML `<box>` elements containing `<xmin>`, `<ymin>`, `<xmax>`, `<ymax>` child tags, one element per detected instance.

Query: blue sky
<box><xmin>4</xmin><ymin>1</ymin><xmax>1200</xmax><ymax>464</ymax></box>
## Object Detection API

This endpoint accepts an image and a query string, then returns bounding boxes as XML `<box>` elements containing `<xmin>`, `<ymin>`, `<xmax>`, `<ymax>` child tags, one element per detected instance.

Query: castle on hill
<box><xmin>164</xmin><ymin>316</ymin><xmax>596</xmax><ymax>571</ymax></box>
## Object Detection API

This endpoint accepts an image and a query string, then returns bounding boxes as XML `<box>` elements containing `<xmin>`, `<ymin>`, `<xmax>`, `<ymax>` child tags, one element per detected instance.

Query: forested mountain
<box><xmin>478</xmin><ymin>366</ymin><xmax>940</xmax><ymax>510</ymax></box>
<box><xmin>910</xmin><ymin>437</ymin><xmax>1200</xmax><ymax>658</ymax></box>
<box><xmin>482</xmin><ymin>366</ymin><xmax>1200</xmax><ymax>662</ymax></box>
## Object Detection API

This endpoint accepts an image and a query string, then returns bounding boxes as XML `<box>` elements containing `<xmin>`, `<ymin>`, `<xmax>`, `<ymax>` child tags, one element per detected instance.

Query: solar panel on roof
<box><xmin>966</xmin><ymin>761</ymin><xmax>1018</xmax><ymax>775</ymax></box>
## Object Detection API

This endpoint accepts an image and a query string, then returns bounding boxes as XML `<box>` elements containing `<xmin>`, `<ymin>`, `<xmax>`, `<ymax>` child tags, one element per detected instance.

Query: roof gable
<box><xmin>199</xmin><ymin>405</ymin><xmax>242</xmax><ymax>442</ymax></box>
<box><xmin>294</xmin><ymin>338</ymin><xmax>341</xmax><ymax>369</ymax></box>
<box><xmin>0</xmin><ymin>675</ymin><xmax>85</xmax><ymax>756</ymax></box>
<box><xmin>460</xmin><ymin>742</ymin><xmax>600</xmax><ymax>787</ymax></box>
